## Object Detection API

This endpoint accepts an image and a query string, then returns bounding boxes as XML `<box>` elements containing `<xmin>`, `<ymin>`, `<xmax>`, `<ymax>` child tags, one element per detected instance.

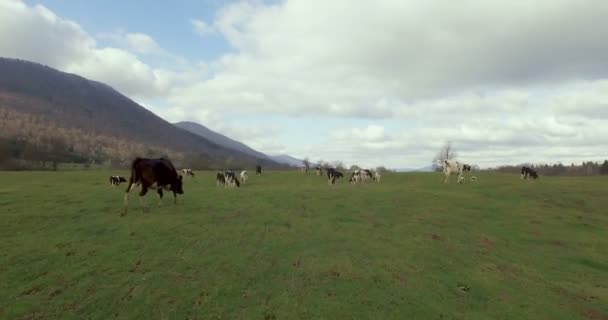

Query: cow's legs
<box><xmin>122</xmin><ymin>181</ymin><xmax>136</xmax><ymax>216</ymax></box>
<box><xmin>157</xmin><ymin>189</ymin><xmax>163</xmax><ymax>207</ymax></box>
<box><xmin>139</xmin><ymin>187</ymin><xmax>149</xmax><ymax>213</ymax></box>
<box><xmin>173</xmin><ymin>191</ymin><xmax>178</xmax><ymax>204</ymax></box>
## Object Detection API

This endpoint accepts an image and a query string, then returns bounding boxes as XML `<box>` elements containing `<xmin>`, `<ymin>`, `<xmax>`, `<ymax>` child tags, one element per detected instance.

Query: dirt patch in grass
<box><xmin>431</xmin><ymin>234</ymin><xmax>442</xmax><ymax>241</ymax></box>
<box><xmin>582</xmin><ymin>309</ymin><xmax>608</xmax><ymax>320</ymax></box>
<box><xmin>480</xmin><ymin>237</ymin><xmax>496</xmax><ymax>251</ymax></box>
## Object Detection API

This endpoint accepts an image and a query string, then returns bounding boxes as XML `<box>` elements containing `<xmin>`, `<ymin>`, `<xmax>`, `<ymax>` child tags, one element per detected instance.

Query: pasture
<box><xmin>1</xmin><ymin>170</ymin><xmax>607</xmax><ymax>319</ymax></box>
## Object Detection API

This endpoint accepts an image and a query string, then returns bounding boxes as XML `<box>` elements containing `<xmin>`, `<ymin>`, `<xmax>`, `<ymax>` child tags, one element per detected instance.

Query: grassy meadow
<box><xmin>1</xmin><ymin>170</ymin><xmax>607</xmax><ymax>319</ymax></box>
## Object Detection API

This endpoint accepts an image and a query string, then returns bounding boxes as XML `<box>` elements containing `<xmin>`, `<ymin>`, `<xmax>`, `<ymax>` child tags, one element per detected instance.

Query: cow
<box><xmin>110</xmin><ymin>175</ymin><xmax>127</xmax><ymax>186</ymax></box>
<box><xmin>122</xmin><ymin>157</ymin><xmax>183</xmax><ymax>215</ymax></box>
<box><xmin>240</xmin><ymin>170</ymin><xmax>249</xmax><ymax>184</ymax></box>
<box><xmin>326</xmin><ymin>168</ymin><xmax>344</xmax><ymax>185</ymax></box>
<box><xmin>362</xmin><ymin>169</ymin><xmax>373</xmax><ymax>182</ymax></box>
<box><xmin>224</xmin><ymin>170</ymin><xmax>241</xmax><ymax>188</ymax></box>
<box><xmin>349</xmin><ymin>170</ymin><xmax>361</xmax><ymax>184</ymax></box>
<box><xmin>443</xmin><ymin>159</ymin><xmax>472</xmax><ymax>183</ymax></box>
<box><xmin>349</xmin><ymin>169</ymin><xmax>373</xmax><ymax>184</ymax></box>
<box><xmin>373</xmin><ymin>171</ymin><xmax>382</xmax><ymax>183</ymax></box>
<box><xmin>255</xmin><ymin>165</ymin><xmax>262</xmax><ymax>175</ymax></box>
<box><xmin>216</xmin><ymin>172</ymin><xmax>226</xmax><ymax>187</ymax></box>
<box><xmin>521</xmin><ymin>166</ymin><xmax>539</xmax><ymax>180</ymax></box>
<box><xmin>315</xmin><ymin>166</ymin><xmax>323</xmax><ymax>176</ymax></box>
<box><xmin>181</xmin><ymin>168</ymin><xmax>195</xmax><ymax>177</ymax></box>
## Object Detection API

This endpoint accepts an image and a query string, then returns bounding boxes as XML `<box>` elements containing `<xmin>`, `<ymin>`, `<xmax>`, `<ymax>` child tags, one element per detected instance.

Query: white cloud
<box><xmin>2</xmin><ymin>0</ymin><xmax>608</xmax><ymax>168</ymax></box>
<box><xmin>190</xmin><ymin>19</ymin><xmax>215</xmax><ymax>36</ymax></box>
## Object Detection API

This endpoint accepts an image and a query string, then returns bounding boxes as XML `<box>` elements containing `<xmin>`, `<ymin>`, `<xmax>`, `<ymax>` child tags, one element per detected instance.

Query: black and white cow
<box><xmin>443</xmin><ymin>160</ymin><xmax>472</xmax><ymax>183</ymax></box>
<box><xmin>349</xmin><ymin>169</ymin><xmax>373</xmax><ymax>184</ymax></box>
<box><xmin>240</xmin><ymin>170</ymin><xmax>249</xmax><ymax>184</ymax></box>
<box><xmin>373</xmin><ymin>170</ymin><xmax>382</xmax><ymax>183</ymax></box>
<box><xmin>521</xmin><ymin>166</ymin><xmax>539</xmax><ymax>180</ymax></box>
<box><xmin>326</xmin><ymin>168</ymin><xmax>344</xmax><ymax>185</ymax></box>
<box><xmin>216</xmin><ymin>172</ymin><xmax>226</xmax><ymax>187</ymax></box>
<box><xmin>315</xmin><ymin>166</ymin><xmax>323</xmax><ymax>176</ymax></box>
<box><xmin>122</xmin><ymin>157</ymin><xmax>184</xmax><ymax>215</ymax></box>
<box><xmin>255</xmin><ymin>165</ymin><xmax>262</xmax><ymax>175</ymax></box>
<box><xmin>224</xmin><ymin>170</ymin><xmax>241</xmax><ymax>188</ymax></box>
<box><xmin>181</xmin><ymin>168</ymin><xmax>195</xmax><ymax>177</ymax></box>
<box><xmin>110</xmin><ymin>175</ymin><xmax>127</xmax><ymax>186</ymax></box>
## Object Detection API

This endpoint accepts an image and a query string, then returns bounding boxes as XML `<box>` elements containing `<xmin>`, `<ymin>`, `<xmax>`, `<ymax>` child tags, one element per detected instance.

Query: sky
<box><xmin>1</xmin><ymin>0</ymin><xmax>608</xmax><ymax>169</ymax></box>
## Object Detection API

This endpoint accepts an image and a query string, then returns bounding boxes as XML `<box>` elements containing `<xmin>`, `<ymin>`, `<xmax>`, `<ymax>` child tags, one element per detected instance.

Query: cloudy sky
<box><xmin>2</xmin><ymin>0</ymin><xmax>608</xmax><ymax>168</ymax></box>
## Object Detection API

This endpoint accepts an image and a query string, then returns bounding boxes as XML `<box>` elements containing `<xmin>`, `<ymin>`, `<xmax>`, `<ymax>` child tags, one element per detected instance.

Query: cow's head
<box><xmin>530</xmin><ymin>171</ymin><xmax>539</xmax><ymax>179</ymax></box>
<box><xmin>463</xmin><ymin>164</ymin><xmax>472</xmax><ymax>172</ymax></box>
<box><xmin>172</xmin><ymin>175</ymin><xmax>184</xmax><ymax>194</ymax></box>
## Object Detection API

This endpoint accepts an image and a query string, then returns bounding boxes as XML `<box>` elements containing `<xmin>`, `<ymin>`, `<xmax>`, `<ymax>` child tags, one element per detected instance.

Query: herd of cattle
<box><xmin>113</xmin><ymin>157</ymin><xmax>540</xmax><ymax>215</ymax></box>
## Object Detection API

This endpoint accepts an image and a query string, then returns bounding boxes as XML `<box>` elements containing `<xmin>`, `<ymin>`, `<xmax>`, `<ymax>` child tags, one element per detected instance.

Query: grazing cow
<box><xmin>349</xmin><ymin>169</ymin><xmax>372</xmax><ymax>184</ymax></box>
<box><xmin>181</xmin><ymin>168</ymin><xmax>195</xmax><ymax>177</ymax></box>
<box><xmin>110</xmin><ymin>175</ymin><xmax>127</xmax><ymax>186</ymax></box>
<box><xmin>224</xmin><ymin>170</ymin><xmax>241</xmax><ymax>188</ymax></box>
<box><xmin>216</xmin><ymin>172</ymin><xmax>226</xmax><ymax>187</ymax></box>
<box><xmin>255</xmin><ymin>165</ymin><xmax>262</xmax><ymax>175</ymax></box>
<box><xmin>326</xmin><ymin>168</ymin><xmax>344</xmax><ymax>185</ymax></box>
<box><xmin>471</xmin><ymin>176</ymin><xmax>478</xmax><ymax>182</ymax></box>
<box><xmin>122</xmin><ymin>157</ymin><xmax>183</xmax><ymax>215</ymax></box>
<box><xmin>373</xmin><ymin>171</ymin><xmax>382</xmax><ymax>183</ymax></box>
<box><xmin>315</xmin><ymin>166</ymin><xmax>323</xmax><ymax>176</ymax></box>
<box><xmin>521</xmin><ymin>166</ymin><xmax>539</xmax><ymax>180</ymax></box>
<box><xmin>362</xmin><ymin>169</ymin><xmax>373</xmax><ymax>182</ymax></box>
<box><xmin>443</xmin><ymin>159</ymin><xmax>472</xmax><ymax>183</ymax></box>
<box><xmin>240</xmin><ymin>170</ymin><xmax>249</xmax><ymax>184</ymax></box>
<box><xmin>349</xmin><ymin>170</ymin><xmax>361</xmax><ymax>184</ymax></box>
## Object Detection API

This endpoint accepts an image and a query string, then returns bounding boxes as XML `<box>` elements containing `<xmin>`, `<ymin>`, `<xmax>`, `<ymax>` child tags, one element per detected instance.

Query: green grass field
<box><xmin>1</xmin><ymin>170</ymin><xmax>607</xmax><ymax>320</ymax></box>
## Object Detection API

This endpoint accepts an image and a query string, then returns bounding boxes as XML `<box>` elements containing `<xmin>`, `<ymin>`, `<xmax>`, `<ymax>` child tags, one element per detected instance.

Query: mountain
<box><xmin>0</xmin><ymin>57</ymin><xmax>280</xmax><ymax>169</ymax></box>
<box><xmin>174</xmin><ymin>121</ymin><xmax>267</xmax><ymax>159</ymax></box>
<box><xmin>268</xmin><ymin>154</ymin><xmax>304</xmax><ymax>167</ymax></box>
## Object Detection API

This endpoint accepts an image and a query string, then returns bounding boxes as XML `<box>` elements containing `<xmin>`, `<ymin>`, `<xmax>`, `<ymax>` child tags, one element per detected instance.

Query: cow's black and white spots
<box><xmin>255</xmin><ymin>165</ymin><xmax>262</xmax><ymax>175</ymax></box>
<box><xmin>122</xmin><ymin>157</ymin><xmax>183</xmax><ymax>215</ymax></box>
<box><xmin>110</xmin><ymin>175</ymin><xmax>127</xmax><ymax>186</ymax></box>
<box><xmin>181</xmin><ymin>168</ymin><xmax>195</xmax><ymax>177</ymax></box>
<box><xmin>326</xmin><ymin>168</ymin><xmax>344</xmax><ymax>185</ymax></box>
<box><xmin>240</xmin><ymin>170</ymin><xmax>249</xmax><ymax>184</ymax></box>
<box><xmin>443</xmin><ymin>160</ymin><xmax>472</xmax><ymax>183</ymax></box>
<box><xmin>521</xmin><ymin>166</ymin><xmax>539</xmax><ymax>180</ymax></box>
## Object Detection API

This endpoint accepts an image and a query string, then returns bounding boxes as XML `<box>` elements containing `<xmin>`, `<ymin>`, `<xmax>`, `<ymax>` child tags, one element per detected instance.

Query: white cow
<box><xmin>373</xmin><ymin>171</ymin><xmax>382</xmax><ymax>183</ymax></box>
<box><xmin>240</xmin><ymin>170</ymin><xmax>248</xmax><ymax>184</ymax></box>
<box><xmin>443</xmin><ymin>160</ymin><xmax>472</xmax><ymax>183</ymax></box>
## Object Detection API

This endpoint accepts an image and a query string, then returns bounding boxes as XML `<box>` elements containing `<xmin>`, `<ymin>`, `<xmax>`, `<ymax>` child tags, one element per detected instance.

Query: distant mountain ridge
<box><xmin>0</xmin><ymin>57</ymin><xmax>280</xmax><ymax>169</ymax></box>
<box><xmin>268</xmin><ymin>154</ymin><xmax>304</xmax><ymax>167</ymax></box>
<box><xmin>174</xmin><ymin>121</ymin><xmax>304</xmax><ymax>167</ymax></box>
<box><xmin>174</xmin><ymin>121</ymin><xmax>267</xmax><ymax>159</ymax></box>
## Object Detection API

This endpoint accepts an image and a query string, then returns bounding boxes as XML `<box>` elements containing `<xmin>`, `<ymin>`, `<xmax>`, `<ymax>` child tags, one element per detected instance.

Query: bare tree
<box><xmin>303</xmin><ymin>157</ymin><xmax>310</xmax><ymax>169</ymax></box>
<box><xmin>333</xmin><ymin>160</ymin><xmax>345</xmax><ymax>171</ymax></box>
<box><xmin>432</xmin><ymin>141</ymin><xmax>457</xmax><ymax>171</ymax></box>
